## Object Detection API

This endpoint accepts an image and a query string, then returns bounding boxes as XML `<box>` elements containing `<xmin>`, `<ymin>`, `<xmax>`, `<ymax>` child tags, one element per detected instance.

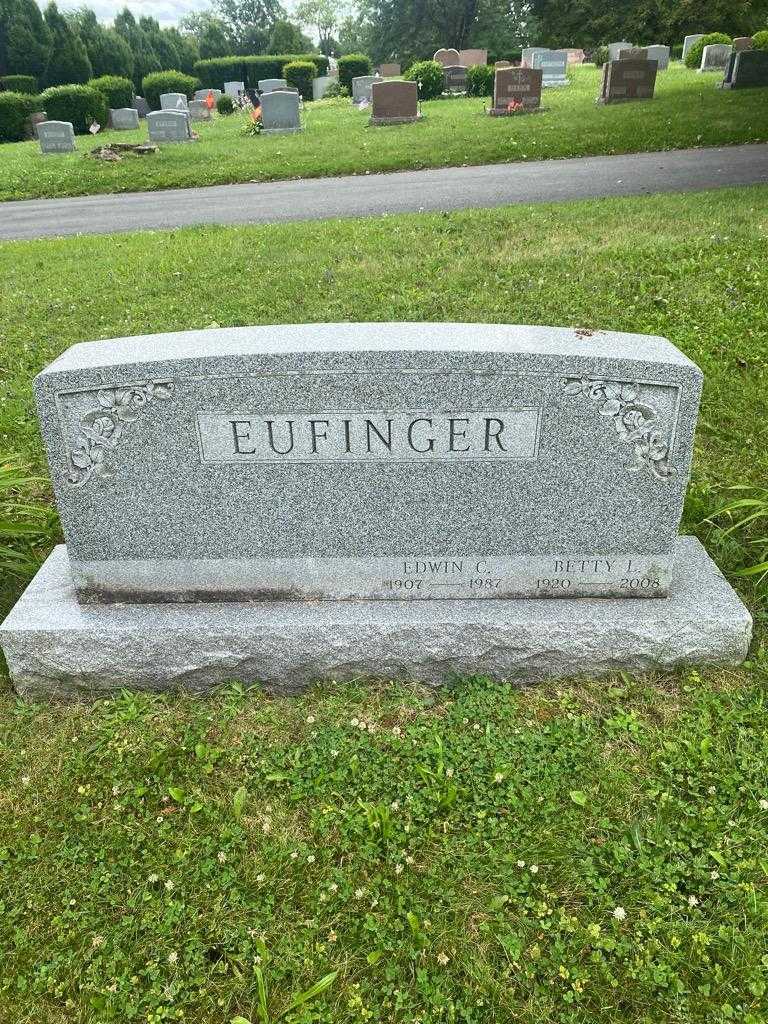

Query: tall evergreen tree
<box><xmin>114</xmin><ymin>7</ymin><xmax>161</xmax><ymax>90</ymax></box>
<box><xmin>42</xmin><ymin>1</ymin><xmax>92</xmax><ymax>86</ymax></box>
<box><xmin>0</xmin><ymin>0</ymin><xmax>52</xmax><ymax>78</ymax></box>
<box><xmin>69</xmin><ymin>7</ymin><xmax>133</xmax><ymax>79</ymax></box>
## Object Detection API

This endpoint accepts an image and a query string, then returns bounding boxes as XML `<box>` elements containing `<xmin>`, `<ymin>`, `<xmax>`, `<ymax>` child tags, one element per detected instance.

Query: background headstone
<box><xmin>377</xmin><ymin>62</ymin><xmax>401</xmax><ymax>76</ymax></box>
<box><xmin>26</xmin><ymin>110</ymin><xmax>48</xmax><ymax>139</ymax></box>
<box><xmin>559</xmin><ymin>48</ymin><xmax>585</xmax><ymax>64</ymax></box>
<box><xmin>224</xmin><ymin>81</ymin><xmax>245</xmax><ymax>98</ymax></box>
<box><xmin>682</xmin><ymin>33</ymin><xmax>704</xmax><ymax>61</ymax></box>
<box><xmin>132</xmin><ymin>96</ymin><xmax>149</xmax><ymax>118</ymax></box>
<box><xmin>521</xmin><ymin>46</ymin><xmax>548</xmax><ymax>67</ymax></box>
<box><xmin>597</xmin><ymin>58</ymin><xmax>658</xmax><ymax>102</ymax></box>
<box><xmin>370</xmin><ymin>79</ymin><xmax>418</xmax><ymax>124</ymax></box>
<box><xmin>494</xmin><ymin>59</ymin><xmax>512</xmax><ymax>68</ymax></box>
<box><xmin>351</xmin><ymin>75</ymin><xmax>378</xmax><ymax>102</ymax></box>
<box><xmin>645</xmin><ymin>44</ymin><xmax>670</xmax><ymax>69</ymax></box>
<box><xmin>733</xmin><ymin>36</ymin><xmax>754</xmax><ymax>51</ymax></box>
<box><xmin>260</xmin><ymin>89</ymin><xmax>301</xmax><ymax>132</ymax></box>
<box><xmin>188</xmin><ymin>100</ymin><xmax>211</xmax><ymax>122</ymax></box>
<box><xmin>194</xmin><ymin>88</ymin><xmax>221</xmax><ymax>101</ymax></box>
<box><xmin>146</xmin><ymin>110</ymin><xmax>191</xmax><ymax>143</ymax></box>
<box><xmin>491</xmin><ymin>66</ymin><xmax>542</xmax><ymax>113</ymax></box>
<box><xmin>532</xmin><ymin>49</ymin><xmax>569</xmax><ymax>86</ymax></box>
<box><xmin>459</xmin><ymin>48</ymin><xmax>488</xmax><ymax>66</ymax></box>
<box><xmin>258</xmin><ymin>78</ymin><xmax>287</xmax><ymax>93</ymax></box>
<box><xmin>37</xmin><ymin>120</ymin><xmax>75</xmax><ymax>154</ymax></box>
<box><xmin>619</xmin><ymin>47</ymin><xmax>649</xmax><ymax>60</ymax></box>
<box><xmin>700</xmin><ymin>43</ymin><xmax>732</xmax><ymax>71</ymax></box>
<box><xmin>312</xmin><ymin>75</ymin><xmax>334</xmax><ymax>99</ymax></box>
<box><xmin>608</xmin><ymin>41</ymin><xmax>633</xmax><ymax>60</ymax></box>
<box><xmin>442</xmin><ymin>65</ymin><xmax>467</xmax><ymax>92</ymax></box>
<box><xmin>721</xmin><ymin>49</ymin><xmax>768</xmax><ymax>89</ymax></box>
<box><xmin>433</xmin><ymin>48</ymin><xmax>460</xmax><ymax>66</ymax></box>
<box><xmin>160</xmin><ymin>93</ymin><xmax>188</xmax><ymax>110</ymax></box>
<box><xmin>109</xmin><ymin>107</ymin><xmax>139</xmax><ymax>130</ymax></box>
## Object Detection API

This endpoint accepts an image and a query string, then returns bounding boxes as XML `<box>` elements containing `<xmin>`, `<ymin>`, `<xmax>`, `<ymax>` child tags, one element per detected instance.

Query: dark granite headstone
<box><xmin>597</xmin><ymin>58</ymin><xmax>658</xmax><ymax>103</ymax></box>
<box><xmin>720</xmin><ymin>49</ymin><xmax>768</xmax><ymax>89</ymax></box>
<box><xmin>443</xmin><ymin>65</ymin><xmax>467</xmax><ymax>93</ymax></box>
<box><xmin>370</xmin><ymin>80</ymin><xmax>419</xmax><ymax>124</ymax></box>
<box><xmin>490</xmin><ymin>67</ymin><xmax>543</xmax><ymax>114</ymax></box>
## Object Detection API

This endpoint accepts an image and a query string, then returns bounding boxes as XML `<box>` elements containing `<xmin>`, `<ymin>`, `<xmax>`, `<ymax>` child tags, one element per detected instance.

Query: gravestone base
<box><xmin>488</xmin><ymin>105</ymin><xmax>545</xmax><ymax>116</ymax></box>
<box><xmin>261</xmin><ymin>126</ymin><xmax>302</xmax><ymax>134</ymax></box>
<box><xmin>1</xmin><ymin>537</ymin><xmax>751</xmax><ymax>700</ymax></box>
<box><xmin>595</xmin><ymin>95</ymin><xmax>654</xmax><ymax>105</ymax></box>
<box><xmin>369</xmin><ymin>113</ymin><xmax>421</xmax><ymax>126</ymax></box>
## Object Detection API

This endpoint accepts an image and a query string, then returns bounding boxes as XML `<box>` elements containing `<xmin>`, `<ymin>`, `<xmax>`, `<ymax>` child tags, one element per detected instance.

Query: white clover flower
<box><xmin>329</xmin><ymin>882</ymin><xmax>338</xmax><ymax>892</ymax></box>
<box><xmin>436</xmin><ymin>952</ymin><xmax>450</xmax><ymax>966</ymax></box>
<box><xmin>148</xmin><ymin>873</ymin><xmax>159</xmax><ymax>884</ymax></box>
<box><xmin>91</xmin><ymin>935</ymin><xmax>105</xmax><ymax>948</ymax></box>
<box><xmin>687</xmin><ymin>895</ymin><xmax>699</xmax><ymax>907</ymax></box>
<box><xmin>355</xmin><ymin>888</ymin><xmax>364</xmax><ymax>899</ymax></box>
<box><xmin>392</xmin><ymin>726</ymin><xmax>402</xmax><ymax>736</ymax></box>
<box><xmin>290</xmin><ymin>852</ymin><xmax>298</xmax><ymax>860</ymax></box>
<box><xmin>256</xmin><ymin>873</ymin><xmax>266</xmax><ymax>882</ymax></box>
<box><xmin>350</xmin><ymin>717</ymin><xmax>359</xmax><ymax>727</ymax></box>
<box><xmin>306</xmin><ymin>715</ymin><xmax>316</xmax><ymax>724</ymax></box>
<box><xmin>710</xmin><ymin>870</ymin><xmax>720</xmax><ymax>880</ymax></box>
<box><xmin>330</xmin><ymin>750</ymin><xmax>339</xmax><ymax>758</ymax></box>
<box><xmin>168</xmin><ymin>951</ymin><xmax>178</xmax><ymax>965</ymax></box>
<box><xmin>446</xmin><ymin>768</ymin><xmax>454</xmax><ymax>778</ymax></box>
<box><xmin>517</xmin><ymin>860</ymin><xmax>525</xmax><ymax>868</ymax></box>
<box><xmin>395</xmin><ymin>863</ymin><xmax>404</xmax><ymax>874</ymax></box>
<box><xmin>760</xmin><ymin>798</ymin><xmax>768</xmax><ymax>810</ymax></box>
<box><xmin>307</xmin><ymin>854</ymin><xmax>316</xmax><ymax>864</ymax></box>
<box><xmin>707</xmin><ymin>785</ymin><xmax>716</xmax><ymax>795</ymax></box>
<box><xmin>494</xmin><ymin>773</ymin><xmax>504</xmax><ymax>784</ymax></box>
<box><xmin>217</xmin><ymin>851</ymin><xmax>227</xmax><ymax>863</ymax></box>
<box><xmin>21</xmin><ymin>776</ymin><xmax>30</xmax><ymax>786</ymax></box>
<box><xmin>612</xmin><ymin>906</ymin><xmax>627</xmax><ymax>921</ymax></box>
<box><xmin>530</xmin><ymin>864</ymin><xmax>539</xmax><ymax>874</ymax></box>
<box><xmin>164</xmin><ymin>880</ymin><xmax>174</xmax><ymax>891</ymax></box>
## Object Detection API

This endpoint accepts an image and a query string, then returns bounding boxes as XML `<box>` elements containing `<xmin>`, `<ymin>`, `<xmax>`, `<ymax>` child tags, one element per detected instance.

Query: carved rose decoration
<box><xmin>564</xmin><ymin>377</ymin><xmax>673</xmax><ymax>480</ymax></box>
<box><xmin>66</xmin><ymin>381</ymin><xmax>175</xmax><ymax>487</ymax></box>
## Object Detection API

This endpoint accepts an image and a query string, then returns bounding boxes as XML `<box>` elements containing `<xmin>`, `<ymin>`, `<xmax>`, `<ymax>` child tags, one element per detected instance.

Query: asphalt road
<box><xmin>1</xmin><ymin>143</ymin><xmax>767</xmax><ymax>241</ymax></box>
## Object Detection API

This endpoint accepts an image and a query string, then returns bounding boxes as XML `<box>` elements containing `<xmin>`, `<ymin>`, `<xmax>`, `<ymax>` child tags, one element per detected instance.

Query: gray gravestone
<box><xmin>597</xmin><ymin>58</ymin><xmax>658</xmax><ymax>102</ymax></box>
<box><xmin>194</xmin><ymin>88</ymin><xmax>222</xmax><ymax>102</ymax></box>
<box><xmin>132</xmin><ymin>96</ymin><xmax>150</xmax><ymax>118</ymax></box>
<box><xmin>224</xmin><ymin>80</ymin><xmax>245</xmax><ymax>98</ymax></box>
<box><xmin>351</xmin><ymin>75</ymin><xmax>378</xmax><ymax>102</ymax></box>
<box><xmin>188</xmin><ymin>99</ymin><xmax>211</xmax><ymax>122</ymax></box>
<box><xmin>37</xmin><ymin>120</ymin><xmax>75</xmax><ymax>154</ymax></box>
<box><xmin>682</xmin><ymin>34</ymin><xmax>704</xmax><ymax>61</ymax></box>
<box><xmin>146</xmin><ymin>110</ymin><xmax>191</xmax><ymax>143</ymax></box>
<box><xmin>312</xmin><ymin>75</ymin><xmax>334</xmax><ymax>99</ymax></box>
<box><xmin>370</xmin><ymin>80</ymin><xmax>419</xmax><ymax>124</ymax></box>
<box><xmin>521</xmin><ymin>47</ymin><xmax>548</xmax><ymax>67</ymax></box>
<box><xmin>258</xmin><ymin>78</ymin><xmax>288</xmax><ymax>93</ymax></box>
<box><xmin>532</xmin><ymin>49</ymin><xmax>569</xmax><ymax>86</ymax></box>
<box><xmin>490</xmin><ymin>66</ymin><xmax>543</xmax><ymax>113</ymax></box>
<box><xmin>260</xmin><ymin>89</ymin><xmax>301</xmax><ymax>132</ymax></box>
<box><xmin>720</xmin><ymin>48</ymin><xmax>768</xmax><ymax>89</ymax></box>
<box><xmin>160</xmin><ymin>92</ymin><xmax>188</xmax><ymax>110</ymax></box>
<box><xmin>619</xmin><ymin>47</ymin><xmax>649</xmax><ymax>60</ymax></box>
<box><xmin>608</xmin><ymin>41</ymin><xmax>633</xmax><ymax>60</ymax></box>
<box><xmin>0</xmin><ymin>323</ymin><xmax>751</xmax><ymax>698</ymax></box>
<box><xmin>442</xmin><ymin>65</ymin><xmax>467</xmax><ymax>93</ymax></box>
<box><xmin>645</xmin><ymin>45</ymin><xmax>670</xmax><ymax>70</ymax></box>
<box><xmin>109</xmin><ymin>107</ymin><xmax>140</xmax><ymax>130</ymax></box>
<box><xmin>700</xmin><ymin>43</ymin><xmax>732</xmax><ymax>71</ymax></box>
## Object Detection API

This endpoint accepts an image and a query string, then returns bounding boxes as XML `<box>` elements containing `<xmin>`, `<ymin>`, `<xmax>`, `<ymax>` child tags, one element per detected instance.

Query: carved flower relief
<box><xmin>66</xmin><ymin>381</ymin><xmax>175</xmax><ymax>488</ymax></box>
<box><xmin>563</xmin><ymin>377</ymin><xmax>673</xmax><ymax>480</ymax></box>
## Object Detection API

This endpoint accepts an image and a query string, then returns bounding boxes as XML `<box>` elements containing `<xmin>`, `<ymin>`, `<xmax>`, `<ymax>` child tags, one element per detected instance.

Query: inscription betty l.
<box><xmin>196</xmin><ymin>409</ymin><xmax>542</xmax><ymax>463</ymax></box>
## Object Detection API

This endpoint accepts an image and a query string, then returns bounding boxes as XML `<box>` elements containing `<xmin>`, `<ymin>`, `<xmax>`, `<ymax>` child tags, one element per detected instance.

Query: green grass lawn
<box><xmin>1</xmin><ymin>64</ymin><xmax>767</xmax><ymax>202</ymax></box>
<box><xmin>1</xmin><ymin>185</ymin><xmax>768</xmax><ymax>1022</ymax></box>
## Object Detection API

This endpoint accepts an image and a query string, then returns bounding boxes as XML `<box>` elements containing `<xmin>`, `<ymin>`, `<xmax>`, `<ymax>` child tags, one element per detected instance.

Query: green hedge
<box><xmin>39</xmin><ymin>84</ymin><xmax>107</xmax><ymax>134</ymax></box>
<box><xmin>0</xmin><ymin>91</ymin><xmax>42</xmax><ymax>143</ymax></box>
<box><xmin>141</xmin><ymin>70</ymin><xmax>199</xmax><ymax>111</ymax></box>
<box><xmin>685</xmin><ymin>32</ymin><xmax>731</xmax><ymax>69</ymax></box>
<box><xmin>217</xmin><ymin>94</ymin><xmax>235</xmax><ymax>115</ymax></box>
<box><xmin>90</xmin><ymin>75</ymin><xmax>134</xmax><ymax>109</ymax></box>
<box><xmin>403</xmin><ymin>60</ymin><xmax>444</xmax><ymax>100</ymax></box>
<box><xmin>337</xmin><ymin>54</ymin><xmax>372</xmax><ymax>90</ymax></box>
<box><xmin>193</xmin><ymin>54</ymin><xmax>329</xmax><ymax>90</ymax></box>
<box><xmin>1</xmin><ymin>75</ymin><xmax>37</xmax><ymax>95</ymax></box>
<box><xmin>753</xmin><ymin>31</ymin><xmax>768</xmax><ymax>51</ymax></box>
<box><xmin>466</xmin><ymin>63</ymin><xmax>493</xmax><ymax>97</ymax></box>
<box><xmin>284</xmin><ymin>60</ymin><xmax>316</xmax><ymax>100</ymax></box>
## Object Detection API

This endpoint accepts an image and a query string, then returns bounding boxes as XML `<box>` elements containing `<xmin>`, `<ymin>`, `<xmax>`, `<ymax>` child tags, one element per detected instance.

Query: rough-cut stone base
<box><xmin>0</xmin><ymin>538</ymin><xmax>752</xmax><ymax>700</ymax></box>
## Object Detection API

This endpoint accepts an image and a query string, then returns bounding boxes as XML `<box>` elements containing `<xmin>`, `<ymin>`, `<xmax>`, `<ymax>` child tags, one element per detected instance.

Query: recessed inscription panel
<box><xmin>196</xmin><ymin>409</ymin><xmax>542</xmax><ymax>464</ymax></box>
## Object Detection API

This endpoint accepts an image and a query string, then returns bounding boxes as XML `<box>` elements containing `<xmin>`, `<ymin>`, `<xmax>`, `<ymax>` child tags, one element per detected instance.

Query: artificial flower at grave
<box><xmin>205</xmin><ymin>90</ymin><xmax>215</xmax><ymax>110</ymax></box>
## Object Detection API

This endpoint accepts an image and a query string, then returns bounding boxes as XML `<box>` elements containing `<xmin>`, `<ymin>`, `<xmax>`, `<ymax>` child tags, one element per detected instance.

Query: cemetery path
<box><xmin>1</xmin><ymin>143</ymin><xmax>767</xmax><ymax>241</ymax></box>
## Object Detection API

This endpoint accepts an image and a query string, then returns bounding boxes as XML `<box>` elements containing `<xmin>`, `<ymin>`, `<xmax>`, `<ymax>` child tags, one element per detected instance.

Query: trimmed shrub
<box><xmin>217</xmin><ymin>94</ymin><xmax>235</xmax><ymax>115</ymax></box>
<box><xmin>322</xmin><ymin>80</ymin><xmax>348</xmax><ymax>98</ymax></box>
<box><xmin>141</xmin><ymin>70</ymin><xmax>199</xmax><ymax>110</ymax></box>
<box><xmin>591</xmin><ymin>45</ymin><xmax>609</xmax><ymax>66</ymax></box>
<box><xmin>466</xmin><ymin>63</ymin><xmax>493</xmax><ymax>97</ymax></box>
<box><xmin>1</xmin><ymin>75</ymin><xmax>37</xmax><ymax>94</ymax></box>
<box><xmin>284</xmin><ymin>60</ymin><xmax>315</xmax><ymax>99</ymax></box>
<box><xmin>337</xmin><ymin>53</ymin><xmax>372</xmax><ymax>90</ymax></box>
<box><xmin>39</xmin><ymin>84</ymin><xmax>107</xmax><ymax>134</ymax></box>
<box><xmin>403</xmin><ymin>59</ymin><xmax>444</xmax><ymax>100</ymax></box>
<box><xmin>671</xmin><ymin>43</ymin><xmax>683</xmax><ymax>60</ymax></box>
<box><xmin>90</xmin><ymin>75</ymin><xmax>133</xmax><ymax>109</ymax></box>
<box><xmin>0</xmin><ymin>91</ymin><xmax>42</xmax><ymax>143</ymax></box>
<box><xmin>193</xmin><ymin>54</ymin><xmax>329</xmax><ymax>90</ymax></box>
<box><xmin>753</xmin><ymin>31</ymin><xmax>768</xmax><ymax>51</ymax></box>
<box><xmin>685</xmin><ymin>32</ymin><xmax>731</xmax><ymax>69</ymax></box>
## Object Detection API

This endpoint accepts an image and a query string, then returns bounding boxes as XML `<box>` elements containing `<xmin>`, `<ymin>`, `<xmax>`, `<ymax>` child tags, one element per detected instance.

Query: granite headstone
<box><xmin>597</xmin><ymin>58</ymin><xmax>658</xmax><ymax>102</ymax></box>
<box><xmin>109</xmin><ymin>107</ymin><xmax>140</xmax><ymax>130</ymax></box>
<box><xmin>188</xmin><ymin>99</ymin><xmax>211</xmax><ymax>122</ymax></box>
<box><xmin>258</xmin><ymin>78</ymin><xmax>287</xmax><ymax>93</ymax></box>
<box><xmin>132</xmin><ymin>96</ymin><xmax>150</xmax><ymax>118</ymax></box>
<box><xmin>351</xmin><ymin>75</ymin><xmax>378</xmax><ymax>103</ymax></box>
<box><xmin>377</xmin><ymin>62</ymin><xmax>402</xmax><ymax>76</ymax></box>
<box><xmin>146</xmin><ymin>110</ymin><xmax>192</xmax><ymax>142</ymax></box>
<box><xmin>312</xmin><ymin>75</ymin><xmax>334</xmax><ymax>99</ymax></box>
<box><xmin>1</xmin><ymin>323</ymin><xmax>752</xmax><ymax>697</ymax></box>
<box><xmin>194</xmin><ymin>88</ymin><xmax>222</xmax><ymax>102</ymax></box>
<box><xmin>532</xmin><ymin>49</ymin><xmax>569</xmax><ymax>86</ymax></box>
<box><xmin>160</xmin><ymin>93</ymin><xmax>188</xmax><ymax>110</ymax></box>
<box><xmin>370</xmin><ymin>80</ymin><xmax>419</xmax><ymax>124</ymax></box>
<box><xmin>459</xmin><ymin>48</ymin><xmax>488</xmax><ymax>66</ymax></box>
<box><xmin>608</xmin><ymin>41</ymin><xmax>633</xmax><ymax>60</ymax></box>
<box><xmin>700</xmin><ymin>43</ymin><xmax>732</xmax><ymax>71</ymax></box>
<box><xmin>442</xmin><ymin>65</ymin><xmax>467</xmax><ymax>92</ymax></box>
<box><xmin>733</xmin><ymin>37</ymin><xmax>754</xmax><ymax>52</ymax></box>
<box><xmin>682</xmin><ymin>34</ymin><xmax>704</xmax><ymax>62</ymax></box>
<box><xmin>645</xmin><ymin>44</ymin><xmax>670</xmax><ymax>70</ymax></box>
<box><xmin>38</xmin><ymin>120</ymin><xmax>75</xmax><ymax>154</ymax></box>
<box><xmin>433</xmin><ymin>48</ymin><xmax>460</xmax><ymax>66</ymax></box>
<box><xmin>260</xmin><ymin>89</ymin><xmax>301</xmax><ymax>132</ymax></box>
<box><xmin>490</xmin><ymin>66</ymin><xmax>543</xmax><ymax>113</ymax></box>
<box><xmin>521</xmin><ymin>47</ymin><xmax>548</xmax><ymax>67</ymax></box>
<box><xmin>720</xmin><ymin>48</ymin><xmax>768</xmax><ymax>89</ymax></box>
<box><xmin>224</xmin><ymin>80</ymin><xmax>245</xmax><ymax>98</ymax></box>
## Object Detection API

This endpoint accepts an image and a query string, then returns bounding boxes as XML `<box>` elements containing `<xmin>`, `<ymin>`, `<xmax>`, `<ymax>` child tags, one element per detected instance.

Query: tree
<box><xmin>69</xmin><ymin>8</ymin><xmax>133</xmax><ymax>79</ymax></box>
<box><xmin>268</xmin><ymin>18</ymin><xmax>313</xmax><ymax>52</ymax></box>
<box><xmin>296</xmin><ymin>0</ymin><xmax>342</xmax><ymax>54</ymax></box>
<box><xmin>114</xmin><ymin>7</ymin><xmax>162</xmax><ymax>90</ymax></box>
<box><xmin>0</xmin><ymin>0</ymin><xmax>52</xmax><ymax>78</ymax></box>
<box><xmin>164</xmin><ymin>27</ymin><xmax>200</xmax><ymax>74</ymax></box>
<box><xmin>42</xmin><ymin>1</ymin><xmax>92</xmax><ymax>86</ymax></box>
<box><xmin>213</xmin><ymin>0</ymin><xmax>284</xmax><ymax>53</ymax></box>
<box><xmin>178</xmin><ymin>12</ymin><xmax>234</xmax><ymax>59</ymax></box>
<box><xmin>467</xmin><ymin>0</ymin><xmax>529</xmax><ymax>56</ymax></box>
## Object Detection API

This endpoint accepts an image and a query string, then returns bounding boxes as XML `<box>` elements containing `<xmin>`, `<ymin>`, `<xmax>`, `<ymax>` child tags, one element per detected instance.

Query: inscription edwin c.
<box><xmin>196</xmin><ymin>409</ymin><xmax>542</xmax><ymax>463</ymax></box>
